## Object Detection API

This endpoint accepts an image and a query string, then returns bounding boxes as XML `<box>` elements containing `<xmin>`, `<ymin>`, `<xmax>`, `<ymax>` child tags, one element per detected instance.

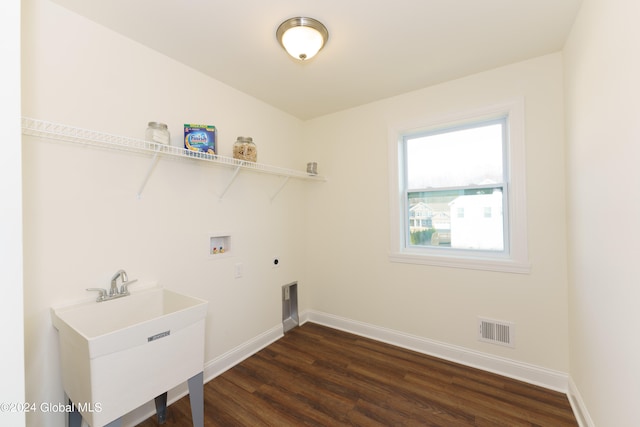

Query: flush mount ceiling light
<box><xmin>276</xmin><ymin>17</ymin><xmax>329</xmax><ymax>61</ymax></box>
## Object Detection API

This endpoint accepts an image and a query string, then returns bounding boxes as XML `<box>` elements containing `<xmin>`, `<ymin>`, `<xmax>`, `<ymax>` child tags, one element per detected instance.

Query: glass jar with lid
<box><xmin>233</xmin><ymin>136</ymin><xmax>257</xmax><ymax>162</ymax></box>
<box><xmin>145</xmin><ymin>122</ymin><xmax>170</xmax><ymax>145</ymax></box>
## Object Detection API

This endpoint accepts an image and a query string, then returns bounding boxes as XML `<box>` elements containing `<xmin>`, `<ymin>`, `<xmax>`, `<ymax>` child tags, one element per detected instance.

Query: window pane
<box><xmin>406</xmin><ymin>121</ymin><xmax>504</xmax><ymax>189</ymax></box>
<box><xmin>408</xmin><ymin>188</ymin><xmax>504</xmax><ymax>251</ymax></box>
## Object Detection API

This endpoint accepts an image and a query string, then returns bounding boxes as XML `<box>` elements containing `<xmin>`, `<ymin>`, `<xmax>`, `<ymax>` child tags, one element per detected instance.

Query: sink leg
<box><xmin>66</xmin><ymin>396</ymin><xmax>122</xmax><ymax>427</ymax></box>
<box><xmin>154</xmin><ymin>392</ymin><xmax>168</xmax><ymax>424</ymax></box>
<box><xmin>187</xmin><ymin>371</ymin><xmax>204</xmax><ymax>427</ymax></box>
<box><xmin>67</xmin><ymin>398</ymin><xmax>82</xmax><ymax>427</ymax></box>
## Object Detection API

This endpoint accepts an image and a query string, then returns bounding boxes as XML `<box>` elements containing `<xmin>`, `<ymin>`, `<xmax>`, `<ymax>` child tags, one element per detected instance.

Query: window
<box><xmin>388</xmin><ymin>100</ymin><xmax>530</xmax><ymax>273</ymax></box>
<box><xmin>406</xmin><ymin>118</ymin><xmax>506</xmax><ymax>251</ymax></box>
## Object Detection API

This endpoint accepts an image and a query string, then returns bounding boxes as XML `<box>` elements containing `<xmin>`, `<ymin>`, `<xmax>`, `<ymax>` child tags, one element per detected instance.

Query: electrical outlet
<box><xmin>234</xmin><ymin>262</ymin><xmax>243</xmax><ymax>278</ymax></box>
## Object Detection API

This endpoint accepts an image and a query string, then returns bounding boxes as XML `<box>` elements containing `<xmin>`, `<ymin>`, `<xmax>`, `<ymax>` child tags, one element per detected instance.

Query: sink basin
<box><xmin>51</xmin><ymin>286</ymin><xmax>208</xmax><ymax>427</ymax></box>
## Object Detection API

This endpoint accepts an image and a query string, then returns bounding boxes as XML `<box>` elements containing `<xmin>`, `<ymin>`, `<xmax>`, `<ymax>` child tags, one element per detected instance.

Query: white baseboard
<box><xmin>567</xmin><ymin>377</ymin><xmax>595</xmax><ymax>427</ymax></box>
<box><xmin>302</xmin><ymin>309</ymin><xmax>570</xmax><ymax>393</ymax></box>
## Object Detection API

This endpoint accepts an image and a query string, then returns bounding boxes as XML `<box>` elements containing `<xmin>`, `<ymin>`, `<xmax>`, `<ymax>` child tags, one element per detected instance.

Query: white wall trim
<box><xmin>567</xmin><ymin>377</ymin><xmax>595</xmax><ymax>427</ymax></box>
<box><xmin>302</xmin><ymin>310</ymin><xmax>569</xmax><ymax>393</ymax></box>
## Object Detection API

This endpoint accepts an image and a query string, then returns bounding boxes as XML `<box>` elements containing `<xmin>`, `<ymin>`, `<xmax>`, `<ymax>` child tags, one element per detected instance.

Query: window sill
<box><xmin>388</xmin><ymin>251</ymin><xmax>531</xmax><ymax>274</ymax></box>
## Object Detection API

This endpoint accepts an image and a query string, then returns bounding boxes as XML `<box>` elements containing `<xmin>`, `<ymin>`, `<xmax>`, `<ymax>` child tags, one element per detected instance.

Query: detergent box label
<box><xmin>184</xmin><ymin>124</ymin><xmax>216</xmax><ymax>155</ymax></box>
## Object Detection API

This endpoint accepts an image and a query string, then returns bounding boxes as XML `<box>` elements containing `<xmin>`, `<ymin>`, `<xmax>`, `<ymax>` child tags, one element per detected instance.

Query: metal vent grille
<box><xmin>478</xmin><ymin>318</ymin><xmax>515</xmax><ymax>348</ymax></box>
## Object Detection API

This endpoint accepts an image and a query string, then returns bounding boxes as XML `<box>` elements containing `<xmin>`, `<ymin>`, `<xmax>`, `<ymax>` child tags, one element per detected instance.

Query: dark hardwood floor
<box><xmin>136</xmin><ymin>322</ymin><xmax>577</xmax><ymax>426</ymax></box>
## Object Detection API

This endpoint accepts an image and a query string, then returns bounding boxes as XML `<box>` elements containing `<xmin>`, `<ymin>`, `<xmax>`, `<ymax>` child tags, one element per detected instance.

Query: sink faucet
<box><xmin>110</xmin><ymin>269</ymin><xmax>128</xmax><ymax>296</ymax></box>
<box><xmin>87</xmin><ymin>269</ymin><xmax>137</xmax><ymax>302</ymax></box>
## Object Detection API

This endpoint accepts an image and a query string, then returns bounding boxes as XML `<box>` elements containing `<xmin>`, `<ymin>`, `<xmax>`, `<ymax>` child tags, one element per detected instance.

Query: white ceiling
<box><xmin>51</xmin><ymin>0</ymin><xmax>582</xmax><ymax>120</ymax></box>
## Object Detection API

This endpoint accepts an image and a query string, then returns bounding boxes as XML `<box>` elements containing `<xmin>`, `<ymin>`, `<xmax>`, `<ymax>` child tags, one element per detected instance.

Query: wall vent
<box><xmin>282</xmin><ymin>282</ymin><xmax>299</xmax><ymax>334</ymax></box>
<box><xmin>478</xmin><ymin>317</ymin><xmax>515</xmax><ymax>348</ymax></box>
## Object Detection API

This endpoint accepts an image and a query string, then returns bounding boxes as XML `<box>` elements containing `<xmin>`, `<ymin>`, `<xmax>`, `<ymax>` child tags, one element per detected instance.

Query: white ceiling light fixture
<box><xmin>276</xmin><ymin>17</ymin><xmax>329</xmax><ymax>61</ymax></box>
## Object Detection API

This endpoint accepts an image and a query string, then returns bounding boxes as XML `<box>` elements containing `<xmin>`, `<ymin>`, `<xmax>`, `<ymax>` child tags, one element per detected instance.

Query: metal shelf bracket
<box><xmin>219</xmin><ymin>166</ymin><xmax>241</xmax><ymax>200</ymax></box>
<box><xmin>136</xmin><ymin>146</ymin><xmax>163</xmax><ymax>199</ymax></box>
<box><xmin>270</xmin><ymin>176</ymin><xmax>291</xmax><ymax>202</ymax></box>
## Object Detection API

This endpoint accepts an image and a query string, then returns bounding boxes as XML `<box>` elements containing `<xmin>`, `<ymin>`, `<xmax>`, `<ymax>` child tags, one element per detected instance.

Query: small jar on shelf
<box><xmin>145</xmin><ymin>122</ymin><xmax>170</xmax><ymax>145</ymax></box>
<box><xmin>233</xmin><ymin>136</ymin><xmax>257</xmax><ymax>162</ymax></box>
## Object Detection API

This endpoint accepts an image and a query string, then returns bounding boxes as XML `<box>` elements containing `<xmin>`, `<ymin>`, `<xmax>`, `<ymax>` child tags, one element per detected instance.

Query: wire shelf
<box><xmin>21</xmin><ymin>117</ymin><xmax>324</xmax><ymax>182</ymax></box>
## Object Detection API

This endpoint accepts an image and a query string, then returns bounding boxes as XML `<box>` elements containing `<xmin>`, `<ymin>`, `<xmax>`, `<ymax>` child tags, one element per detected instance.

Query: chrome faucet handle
<box><xmin>86</xmin><ymin>288</ymin><xmax>108</xmax><ymax>302</ymax></box>
<box><xmin>120</xmin><ymin>279</ymin><xmax>138</xmax><ymax>295</ymax></box>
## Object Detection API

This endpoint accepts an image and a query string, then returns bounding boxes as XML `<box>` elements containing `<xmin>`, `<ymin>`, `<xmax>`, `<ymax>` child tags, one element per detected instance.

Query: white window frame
<box><xmin>388</xmin><ymin>99</ymin><xmax>530</xmax><ymax>273</ymax></box>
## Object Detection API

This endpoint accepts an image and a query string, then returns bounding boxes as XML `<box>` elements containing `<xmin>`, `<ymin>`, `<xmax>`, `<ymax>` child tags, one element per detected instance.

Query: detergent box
<box><xmin>184</xmin><ymin>124</ymin><xmax>216</xmax><ymax>155</ymax></box>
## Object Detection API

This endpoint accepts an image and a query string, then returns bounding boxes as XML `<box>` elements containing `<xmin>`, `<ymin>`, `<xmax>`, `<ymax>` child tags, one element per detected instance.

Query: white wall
<box><xmin>21</xmin><ymin>0</ymin><xmax>308</xmax><ymax>425</ymax></box>
<box><xmin>0</xmin><ymin>0</ymin><xmax>25</xmax><ymax>426</ymax></box>
<box><xmin>564</xmin><ymin>0</ymin><xmax>640</xmax><ymax>425</ymax></box>
<box><xmin>303</xmin><ymin>53</ymin><xmax>570</xmax><ymax>373</ymax></box>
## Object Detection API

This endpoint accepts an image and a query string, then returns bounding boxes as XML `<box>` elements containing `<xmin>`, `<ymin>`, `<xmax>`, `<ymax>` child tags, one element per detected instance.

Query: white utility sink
<box><xmin>51</xmin><ymin>286</ymin><xmax>208</xmax><ymax>427</ymax></box>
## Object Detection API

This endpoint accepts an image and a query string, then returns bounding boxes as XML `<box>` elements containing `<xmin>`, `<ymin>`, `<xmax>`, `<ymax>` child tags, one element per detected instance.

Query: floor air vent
<box><xmin>478</xmin><ymin>317</ymin><xmax>515</xmax><ymax>348</ymax></box>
